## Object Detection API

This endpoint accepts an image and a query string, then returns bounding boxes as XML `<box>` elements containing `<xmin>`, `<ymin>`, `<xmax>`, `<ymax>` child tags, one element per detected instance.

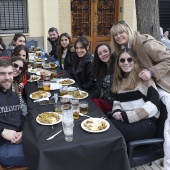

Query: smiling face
<box><xmin>113</xmin><ymin>31</ymin><xmax>129</xmax><ymax>47</ymax></box>
<box><xmin>49</xmin><ymin>31</ymin><xmax>58</xmax><ymax>42</ymax></box>
<box><xmin>60</xmin><ymin>36</ymin><xmax>69</xmax><ymax>49</ymax></box>
<box><xmin>13</xmin><ymin>60</ymin><xmax>24</xmax><ymax>77</ymax></box>
<box><xmin>13</xmin><ymin>36</ymin><xmax>26</xmax><ymax>46</ymax></box>
<box><xmin>119</xmin><ymin>52</ymin><xmax>134</xmax><ymax>73</ymax></box>
<box><xmin>75</xmin><ymin>42</ymin><xmax>87</xmax><ymax>57</ymax></box>
<box><xmin>19</xmin><ymin>50</ymin><xmax>27</xmax><ymax>61</ymax></box>
<box><xmin>97</xmin><ymin>45</ymin><xmax>111</xmax><ymax>64</ymax></box>
<box><xmin>0</xmin><ymin>66</ymin><xmax>13</xmax><ymax>90</ymax></box>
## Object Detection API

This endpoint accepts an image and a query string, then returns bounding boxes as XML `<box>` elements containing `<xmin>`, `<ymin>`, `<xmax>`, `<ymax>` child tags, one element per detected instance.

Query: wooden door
<box><xmin>71</xmin><ymin>0</ymin><xmax>118</xmax><ymax>53</ymax></box>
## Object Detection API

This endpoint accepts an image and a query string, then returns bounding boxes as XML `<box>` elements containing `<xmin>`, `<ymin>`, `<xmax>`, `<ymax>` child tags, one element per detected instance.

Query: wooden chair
<box><xmin>0</xmin><ymin>164</ymin><xmax>28</xmax><ymax>170</ymax></box>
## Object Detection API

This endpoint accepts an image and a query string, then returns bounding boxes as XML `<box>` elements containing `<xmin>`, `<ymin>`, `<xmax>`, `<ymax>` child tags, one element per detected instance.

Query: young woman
<box><xmin>12</xmin><ymin>45</ymin><xmax>29</xmax><ymax>61</ymax></box>
<box><xmin>90</xmin><ymin>43</ymin><xmax>116</xmax><ymax>115</ymax></box>
<box><xmin>72</xmin><ymin>37</ymin><xmax>95</xmax><ymax>92</ymax></box>
<box><xmin>110</xmin><ymin>21</ymin><xmax>170</xmax><ymax>168</ymax></box>
<box><xmin>0</xmin><ymin>33</ymin><xmax>26</xmax><ymax>57</ymax></box>
<box><xmin>11</xmin><ymin>56</ymin><xmax>28</xmax><ymax>116</ymax></box>
<box><xmin>11</xmin><ymin>45</ymin><xmax>29</xmax><ymax>92</ymax></box>
<box><xmin>109</xmin><ymin>48</ymin><xmax>160</xmax><ymax>143</ymax></box>
<box><xmin>57</xmin><ymin>33</ymin><xmax>75</xmax><ymax>76</ymax></box>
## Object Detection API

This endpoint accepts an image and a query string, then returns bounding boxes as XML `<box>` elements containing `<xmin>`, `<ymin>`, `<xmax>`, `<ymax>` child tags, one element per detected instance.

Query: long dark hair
<box><xmin>11</xmin><ymin>56</ymin><xmax>25</xmax><ymax>94</ymax></box>
<box><xmin>73</xmin><ymin>37</ymin><xmax>90</xmax><ymax>69</ymax></box>
<box><xmin>11</xmin><ymin>33</ymin><xmax>26</xmax><ymax>45</ymax></box>
<box><xmin>57</xmin><ymin>33</ymin><xmax>73</xmax><ymax>65</ymax></box>
<box><xmin>93</xmin><ymin>43</ymin><xmax>116</xmax><ymax>80</ymax></box>
<box><xmin>11</xmin><ymin>45</ymin><xmax>29</xmax><ymax>61</ymax></box>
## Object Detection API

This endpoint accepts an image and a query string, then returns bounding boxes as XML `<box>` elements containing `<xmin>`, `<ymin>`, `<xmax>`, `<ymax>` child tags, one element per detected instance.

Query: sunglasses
<box><xmin>113</xmin><ymin>20</ymin><xmax>126</xmax><ymax>25</ymax></box>
<box><xmin>13</xmin><ymin>63</ymin><xmax>24</xmax><ymax>71</ymax></box>
<box><xmin>119</xmin><ymin>58</ymin><xmax>133</xmax><ymax>63</ymax></box>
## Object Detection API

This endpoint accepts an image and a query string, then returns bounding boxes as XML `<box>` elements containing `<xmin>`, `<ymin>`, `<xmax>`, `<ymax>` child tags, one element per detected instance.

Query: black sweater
<box><xmin>0</xmin><ymin>88</ymin><xmax>23</xmax><ymax>146</ymax></box>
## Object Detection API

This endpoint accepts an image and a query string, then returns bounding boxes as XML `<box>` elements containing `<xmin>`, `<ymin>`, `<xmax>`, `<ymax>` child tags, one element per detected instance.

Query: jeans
<box><xmin>0</xmin><ymin>142</ymin><xmax>26</xmax><ymax>167</ymax></box>
<box><xmin>50</xmin><ymin>55</ymin><xmax>60</xmax><ymax>66</ymax></box>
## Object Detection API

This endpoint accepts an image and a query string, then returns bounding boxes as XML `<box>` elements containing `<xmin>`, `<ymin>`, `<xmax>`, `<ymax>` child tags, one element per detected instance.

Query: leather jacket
<box><xmin>72</xmin><ymin>52</ymin><xmax>96</xmax><ymax>92</ymax></box>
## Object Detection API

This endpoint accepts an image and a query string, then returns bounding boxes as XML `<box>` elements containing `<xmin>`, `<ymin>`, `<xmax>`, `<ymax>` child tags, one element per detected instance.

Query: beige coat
<box><xmin>132</xmin><ymin>33</ymin><xmax>170</xmax><ymax>93</ymax></box>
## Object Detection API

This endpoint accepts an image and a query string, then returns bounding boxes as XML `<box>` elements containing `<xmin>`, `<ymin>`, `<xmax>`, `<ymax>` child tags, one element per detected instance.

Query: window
<box><xmin>0</xmin><ymin>0</ymin><xmax>28</xmax><ymax>34</ymax></box>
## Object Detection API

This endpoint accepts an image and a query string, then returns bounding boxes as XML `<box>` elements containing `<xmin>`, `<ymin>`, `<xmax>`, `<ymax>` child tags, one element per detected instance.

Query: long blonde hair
<box><xmin>110</xmin><ymin>21</ymin><xmax>138</xmax><ymax>55</ymax></box>
<box><xmin>112</xmin><ymin>48</ymin><xmax>142</xmax><ymax>93</ymax></box>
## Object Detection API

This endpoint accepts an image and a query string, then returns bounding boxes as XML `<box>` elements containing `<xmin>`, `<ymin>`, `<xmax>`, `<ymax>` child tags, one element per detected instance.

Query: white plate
<box><xmin>36</xmin><ymin>112</ymin><xmax>62</xmax><ymax>125</ymax></box>
<box><xmin>81</xmin><ymin>118</ymin><xmax>110</xmax><ymax>133</ymax></box>
<box><xmin>50</xmin><ymin>83</ymin><xmax>62</xmax><ymax>90</ymax></box>
<box><xmin>36</xmin><ymin>69</ymin><xmax>51</xmax><ymax>76</ymax></box>
<box><xmin>28</xmin><ymin>68</ymin><xmax>41</xmax><ymax>74</ymax></box>
<box><xmin>67</xmin><ymin>87</ymin><xmax>77</xmax><ymax>92</ymax></box>
<box><xmin>27</xmin><ymin>75</ymin><xmax>40</xmax><ymax>82</ymax></box>
<box><xmin>57</xmin><ymin>78</ymin><xmax>75</xmax><ymax>86</ymax></box>
<box><xmin>68</xmin><ymin>90</ymin><xmax>88</xmax><ymax>99</ymax></box>
<box><xmin>29</xmin><ymin>91</ymin><xmax>51</xmax><ymax>99</ymax></box>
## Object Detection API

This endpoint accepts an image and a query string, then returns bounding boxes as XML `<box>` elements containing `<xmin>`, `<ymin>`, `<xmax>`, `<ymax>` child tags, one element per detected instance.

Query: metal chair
<box><xmin>128</xmin><ymin>101</ymin><xmax>167</xmax><ymax>167</ymax></box>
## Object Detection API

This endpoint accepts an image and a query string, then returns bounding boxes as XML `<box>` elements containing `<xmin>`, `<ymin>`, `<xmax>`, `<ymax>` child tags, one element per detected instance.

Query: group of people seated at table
<box><xmin>0</xmin><ymin>21</ymin><xmax>170</xmax><ymax>169</ymax></box>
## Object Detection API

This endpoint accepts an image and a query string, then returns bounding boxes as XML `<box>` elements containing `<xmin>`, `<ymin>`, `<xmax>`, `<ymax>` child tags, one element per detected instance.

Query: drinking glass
<box><xmin>72</xmin><ymin>105</ymin><xmax>80</xmax><ymax>119</ymax></box>
<box><xmin>43</xmin><ymin>81</ymin><xmax>51</xmax><ymax>92</ymax></box>
<box><xmin>79</xmin><ymin>101</ymin><xmax>88</xmax><ymax>114</ymax></box>
<box><xmin>37</xmin><ymin>80</ymin><xmax>44</xmax><ymax>91</ymax></box>
<box><xmin>62</xmin><ymin>105</ymin><xmax>74</xmax><ymax>142</ymax></box>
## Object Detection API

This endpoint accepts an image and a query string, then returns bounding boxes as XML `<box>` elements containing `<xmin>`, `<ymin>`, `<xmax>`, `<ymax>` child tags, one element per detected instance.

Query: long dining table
<box><xmin>22</xmin><ymin>67</ymin><xmax>130</xmax><ymax>170</ymax></box>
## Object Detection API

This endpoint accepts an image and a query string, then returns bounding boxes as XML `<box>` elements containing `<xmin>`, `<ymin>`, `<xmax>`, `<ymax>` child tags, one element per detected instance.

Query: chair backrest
<box><xmin>25</xmin><ymin>39</ymin><xmax>37</xmax><ymax>49</ymax></box>
<box><xmin>156</xmin><ymin>100</ymin><xmax>167</xmax><ymax>138</ymax></box>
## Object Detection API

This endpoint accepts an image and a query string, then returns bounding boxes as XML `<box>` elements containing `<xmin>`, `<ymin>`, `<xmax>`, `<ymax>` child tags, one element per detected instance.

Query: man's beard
<box><xmin>0</xmin><ymin>80</ymin><xmax>12</xmax><ymax>90</ymax></box>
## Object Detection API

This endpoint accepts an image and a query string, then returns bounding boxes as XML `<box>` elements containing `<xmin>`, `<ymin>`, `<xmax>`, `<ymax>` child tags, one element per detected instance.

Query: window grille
<box><xmin>0</xmin><ymin>0</ymin><xmax>28</xmax><ymax>34</ymax></box>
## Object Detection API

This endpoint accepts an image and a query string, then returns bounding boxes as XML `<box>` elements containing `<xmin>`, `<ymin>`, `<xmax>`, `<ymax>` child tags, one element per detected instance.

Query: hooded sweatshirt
<box><xmin>0</xmin><ymin>88</ymin><xmax>22</xmax><ymax>146</ymax></box>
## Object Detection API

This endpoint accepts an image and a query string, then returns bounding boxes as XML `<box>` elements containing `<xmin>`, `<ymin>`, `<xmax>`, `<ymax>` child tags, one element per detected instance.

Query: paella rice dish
<box><xmin>37</xmin><ymin>112</ymin><xmax>60</xmax><ymax>124</ymax></box>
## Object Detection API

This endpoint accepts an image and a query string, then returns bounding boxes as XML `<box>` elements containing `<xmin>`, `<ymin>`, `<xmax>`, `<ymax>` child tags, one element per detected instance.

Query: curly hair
<box><xmin>112</xmin><ymin>48</ymin><xmax>142</xmax><ymax>93</ymax></box>
<box><xmin>93</xmin><ymin>43</ymin><xmax>116</xmax><ymax>80</ymax></box>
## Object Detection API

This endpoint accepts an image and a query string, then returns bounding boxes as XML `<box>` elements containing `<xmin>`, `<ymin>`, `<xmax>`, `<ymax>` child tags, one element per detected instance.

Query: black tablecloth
<box><xmin>22</xmin><ymin>69</ymin><xmax>130</xmax><ymax>170</ymax></box>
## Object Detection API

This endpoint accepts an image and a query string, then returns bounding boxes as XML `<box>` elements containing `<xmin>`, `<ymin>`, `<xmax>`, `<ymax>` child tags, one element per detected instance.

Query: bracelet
<box><xmin>148</xmin><ymin>70</ymin><xmax>154</xmax><ymax>77</ymax></box>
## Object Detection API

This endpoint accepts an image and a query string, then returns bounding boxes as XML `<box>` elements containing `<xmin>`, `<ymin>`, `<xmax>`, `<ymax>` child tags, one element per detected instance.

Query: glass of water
<box><xmin>62</xmin><ymin>105</ymin><xmax>74</xmax><ymax>142</ymax></box>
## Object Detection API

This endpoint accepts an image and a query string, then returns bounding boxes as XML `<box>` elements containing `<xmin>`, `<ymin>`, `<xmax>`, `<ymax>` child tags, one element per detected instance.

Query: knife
<box><xmin>46</xmin><ymin>130</ymin><xmax>62</xmax><ymax>140</ymax></box>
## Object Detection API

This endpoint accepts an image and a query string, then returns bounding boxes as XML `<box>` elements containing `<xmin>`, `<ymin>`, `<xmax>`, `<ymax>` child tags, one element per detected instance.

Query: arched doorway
<box><xmin>71</xmin><ymin>0</ymin><xmax>119</xmax><ymax>53</ymax></box>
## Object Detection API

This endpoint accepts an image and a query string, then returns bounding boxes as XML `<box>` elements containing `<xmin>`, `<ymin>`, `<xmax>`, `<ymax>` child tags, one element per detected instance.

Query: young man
<box><xmin>47</xmin><ymin>27</ymin><xmax>59</xmax><ymax>65</ymax></box>
<box><xmin>0</xmin><ymin>57</ymin><xmax>26</xmax><ymax>167</ymax></box>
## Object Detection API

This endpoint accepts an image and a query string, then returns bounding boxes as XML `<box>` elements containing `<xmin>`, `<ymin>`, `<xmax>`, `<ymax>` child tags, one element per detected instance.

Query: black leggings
<box><xmin>110</xmin><ymin>118</ymin><xmax>157</xmax><ymax>143</ymax></box>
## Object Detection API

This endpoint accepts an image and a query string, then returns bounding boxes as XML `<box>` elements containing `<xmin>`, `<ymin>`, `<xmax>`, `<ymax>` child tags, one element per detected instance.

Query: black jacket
<box><xmin>72</xmin><ymin>52</ymin><xmax>96</xmax><ymax>92</ymax></box>
<box><xmin>0</xmin><ymin>88</ymin><xmax>23</xmax><ymax>146</ymax></box>
<box><xmin>59</xmin><ymin>47</ymin><xmax>76</xmax><ymax>77</ymax></box>
<box><xmin>47</xmin><ymin>37</ymin><xmax>59</xmax><ymax>59</ymax></box>
<box><xmin>90</xmin><ymin>71</ymin><xmax>114</xmax><ymax>105</ymax></box>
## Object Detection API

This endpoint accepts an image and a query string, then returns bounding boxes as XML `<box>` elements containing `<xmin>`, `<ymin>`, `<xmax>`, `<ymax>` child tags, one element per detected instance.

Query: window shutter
<box><xmin>0</xmin><ymin>0</ymin><xmax>28</xmax><ymax>34</ymax></box>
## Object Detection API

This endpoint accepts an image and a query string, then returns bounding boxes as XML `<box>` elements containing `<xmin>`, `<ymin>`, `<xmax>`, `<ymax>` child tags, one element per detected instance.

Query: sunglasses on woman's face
<box><xmin>13</xmin><ymin>63</ymin><xmax>24</xmax><ymax>71</ymax></box>
<box><xmin>119</xmin><ymin>58</ymin><xmax>133</xmax><ymax>63</ymax></box>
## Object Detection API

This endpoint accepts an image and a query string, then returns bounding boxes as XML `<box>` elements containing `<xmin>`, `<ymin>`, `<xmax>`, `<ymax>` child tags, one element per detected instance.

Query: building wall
<box><xmin>1</xmin><ymin>0</ymin><xmax>136</xmax><ymax>53</ymax></box>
